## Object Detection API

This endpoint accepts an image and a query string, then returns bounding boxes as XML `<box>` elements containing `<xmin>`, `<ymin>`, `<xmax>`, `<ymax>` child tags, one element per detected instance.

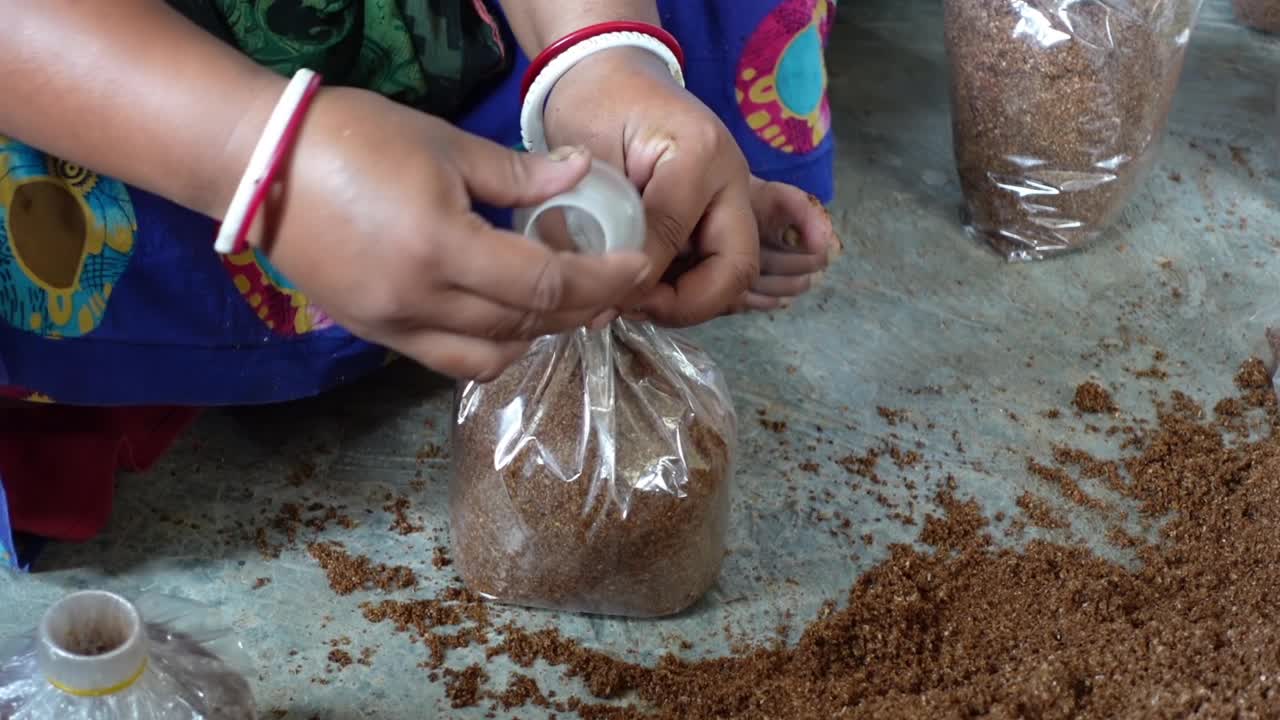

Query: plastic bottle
<box><xmin>0</xmin><ymin>590</ymin><xmax>256</xmax><ymax>719</ymax></box>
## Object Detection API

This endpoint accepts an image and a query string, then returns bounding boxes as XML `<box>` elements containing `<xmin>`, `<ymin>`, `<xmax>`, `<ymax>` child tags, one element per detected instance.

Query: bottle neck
<box><xmin>38</xmin><ymin>591</ymin><xmax>149</xmax><ymax>697</ymax></box>
<box><xmin>515</xmin><ymin>159</ymin><xmax>645</xmax><ymax>255</ymax></box>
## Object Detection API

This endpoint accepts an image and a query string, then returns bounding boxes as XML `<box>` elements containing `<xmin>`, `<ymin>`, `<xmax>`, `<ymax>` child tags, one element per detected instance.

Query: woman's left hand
<box><xmin>542</xmin><ymin>46</ymin><xmax>760</xmax><ymax>327</ymax></box>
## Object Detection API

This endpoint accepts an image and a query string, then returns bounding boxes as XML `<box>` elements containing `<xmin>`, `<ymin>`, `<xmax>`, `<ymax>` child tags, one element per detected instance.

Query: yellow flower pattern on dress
<box><xmin>0</xmin><ymin>137</ymin><xmax>137</xmax><ymax>338</ymax></box>
<box><xmin>735</xmin><ymin>0</ymin><xmax>835</xmax><ymax>155</ymax></box>
<box><xmin>221</xmin><ymin>248</ymin><xmax>334</xmax><ymax>336</ymax></box>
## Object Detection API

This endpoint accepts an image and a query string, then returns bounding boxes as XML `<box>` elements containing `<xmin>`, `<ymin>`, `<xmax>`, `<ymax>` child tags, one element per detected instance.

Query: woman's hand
<box><xmin>497</xmin><ymin>1</ymin><xmax>839</xmax><ymax>325</ymax></box>
<box><xmin>735</xmin><ymin>177</ymin><xmax>842</xmax><ymax>313</ymax></box>
<box><xmin>257</xmin><ymin>87</ymin><xmax>652</xmax><ymax>380</ymax></box>
<box><xmin>4</xmin><ymin>2</ymin><xmax>652</xmax><ymax>381</ymax></box>
<box><xmin>542</xmin><ymin>47</ymin><xmax>761</xmax><ymax>328</ymax></box>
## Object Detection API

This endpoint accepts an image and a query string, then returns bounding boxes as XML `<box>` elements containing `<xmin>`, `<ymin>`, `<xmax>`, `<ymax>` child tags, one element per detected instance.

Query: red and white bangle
<box><xmin>213</xmin><ymin>68</ymin><xmax>323</xmax><ymax>255</ymax></box>
<box><xmin>519</xmin><ymin>22</ymin><xmax>685</xmax><ymax>153</ymax></box>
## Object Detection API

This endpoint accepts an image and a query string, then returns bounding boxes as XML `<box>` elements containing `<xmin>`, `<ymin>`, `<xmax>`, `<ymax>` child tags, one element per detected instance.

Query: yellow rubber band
<box><xmin>47</xmin><ymin>658</ymin><xmax>148</xmax><ymax>697</ymax></box>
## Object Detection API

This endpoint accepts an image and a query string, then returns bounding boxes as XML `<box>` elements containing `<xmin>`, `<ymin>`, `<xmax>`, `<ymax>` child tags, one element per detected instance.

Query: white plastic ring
<box><xmin>514</xmin><ymin>159</ymin><xmax>645</xmax><ymax>255</ymax></box>
<box><xmin>520</xmin><ymin>32</ymin><xmax>685</xmax><ymax>153</ymax></box>
<box><xmin>214</xmin><ymin>68</ymin><xmax>318</xmax><ymax>255</ymax></box>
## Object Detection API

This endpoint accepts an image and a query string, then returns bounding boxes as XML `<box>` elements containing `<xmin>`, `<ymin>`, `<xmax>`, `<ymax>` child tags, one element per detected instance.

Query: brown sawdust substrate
<box><xmin>321</xmin><ymin>359</ymin><xmax>1280</xmax><ymax>718</ymax></box>
<box><xmin>327</xmin><ymin>648</ymin><xmax>353</xmax><ymax>668</ymax></box>
<box><xmin>944</xmin><ymin>0</ymin><xmax>1193</xmax><ymax>258</ymax></box>
<box><xmin>1073</xmin><ymin>381</ymin><xmax>1118</xmax><ymax>415</ymax></box>
<box><xmin>465</xmin><ymin>362</ymin><xmax>1280</xmax><ymax>718</ymax></box>
<box><xmin>451</xmin><ymin>329</ymin><xmax>733</xmax><ymax>617</ymax></box>
<box><xmin>360</xmin><ymin>589</ymin><xmax>492</xmax><ymax>669</ymax></box>
<box><xmin>1026</xmin><ymin>459</ymin><xmax>1107</xmax><ymax>510</ymax></box>
<box><xmin>1235</xmin><ymin>0</ymin><xmax>1280</xmax><ymax>32</ymax></box>
<box><xmin>250</xmin><ymin>500</ymin><xmax>356</xmax><ymax>559</ymax></box>
<box><xmin>443</xmin><ymin>665</ymin><xmax>489</xmax><ymax>709</ymax></box>
<box><xmin>307</xmin><ymin>541</ymin><xmax>416</xmax><ymax>595</ymax></box>
<box><xmin>1014</xmin><ymin>491</ymin><xmax>1069</xmax><ymax>530</ymax></box>
<box><xmin>384</xmin><ymin>495</ymin><xmax>424</xmax><ymax>535</ymax></box>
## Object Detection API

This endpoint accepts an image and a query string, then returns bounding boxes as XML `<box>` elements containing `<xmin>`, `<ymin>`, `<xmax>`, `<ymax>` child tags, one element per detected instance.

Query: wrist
<box><xmin>198</xmin><ymin>72</ymin><xmax>292</xmax><ymax>221</ymax></box>
<box><xmin>546</xmin><ymin>45</ymin><xmax>675</xmax><ymax>122</ymax></box>
<box><xmin>521</xmin><ymin>27</ymin><xmax>685</xmax><ymax>152</ymax></box>
<box><xmin>556</xmin><ymin>44</ymin><xmax>674</xmax><ymax>87</ymax></box>
<box><xmin>210</xmin><ymin>70</ymin><xmax>330</xmax><ymax>255</ymax></box>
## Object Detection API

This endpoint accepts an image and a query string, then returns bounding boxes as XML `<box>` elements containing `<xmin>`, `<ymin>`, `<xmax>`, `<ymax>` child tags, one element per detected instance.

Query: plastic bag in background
<box><xmin>0</xmin><ymin>591</ymin><xmax>256</xmax><ymax>719</ymax></box>
<box><xmin>1234</xmin><ymin>0</ymin><xmax>1280</xmax><ymax>32</ymax></box>
<box><xmin>944</xmin><ymin>0</ymin><xmax>1204</xmax><ymax>261</ymax></box>
<box><xmin>449</xmin><ymin>161</ymin><xmax>737</xmax><ymax>617</ymax></box>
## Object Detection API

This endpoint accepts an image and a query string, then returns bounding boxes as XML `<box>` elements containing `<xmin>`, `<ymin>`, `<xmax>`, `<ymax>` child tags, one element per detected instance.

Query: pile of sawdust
<box><xmin>309</xmin><ymin>359</ymin><xmax>1280</xmax><ymax>718</ymax></box>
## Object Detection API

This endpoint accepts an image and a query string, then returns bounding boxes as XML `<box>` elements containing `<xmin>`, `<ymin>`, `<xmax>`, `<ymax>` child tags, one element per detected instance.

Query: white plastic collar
<box><xmin>514</xmin><ymin>159</ymin><xmax>645</xmax><ymax>255</ymax></box>
<box><xmin>39</xmin><ymin>591</ymin><xmax>149</xmax><ymax>697</ymax></box>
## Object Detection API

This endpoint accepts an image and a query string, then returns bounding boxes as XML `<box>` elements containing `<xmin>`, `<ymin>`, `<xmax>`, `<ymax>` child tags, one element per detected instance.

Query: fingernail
<box><xmin>778</xmin><ymin>297</ymin><xmax>794</xmax><ymax>310</ymax></box>
<box><xmin>548</xmin><ymin>145</ymin><xmax>587</xmax><ymax>162</ymax></box>
<box><xmin>810</xmin><ymin>270</ymin><xmax>825</xmax><ymax>288</ymax></box>
<box><xmin>781</xmin><ymin>226</ymin><xmax>801</xmax><ymax>250</ymax></box>
<box><xmin>827</xmin><ymin>238</ymin><xmax>843</xmax><ymax>263</ymax></box>
<box><xmin>633</xmin><ymin>263</ymin><xmax>653</xmax><ymax>287</ymax></box>
<box><xmin>589</xmin><ymin>310</ymin><xmax>617</xmax><ymax>330</ymax></box>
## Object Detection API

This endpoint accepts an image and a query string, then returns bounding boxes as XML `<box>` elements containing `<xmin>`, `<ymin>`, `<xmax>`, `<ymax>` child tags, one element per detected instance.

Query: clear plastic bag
<box><xmin>448</xmin><ymin>161</ymin><xmax>737</xmax><ymax>617</ymax></box>
<box><xmin>1234</xmin><ymin>0</ymin><xmax>1280</xmax><ymax>32</ymax></box>
<box><xmin>0</xmin><ymin>591</ymin><xmax>256</xmax><ymax>719</ymax></box>
<box><xmin>944</xmin><ymin>0</ymin><xmax>1203</xmax><ymax>261</ymax></box>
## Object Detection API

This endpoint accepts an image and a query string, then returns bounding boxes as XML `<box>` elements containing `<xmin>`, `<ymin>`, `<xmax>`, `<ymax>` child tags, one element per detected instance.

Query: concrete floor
<box><xmin>3</xmin><ymin>0</ymin><xmax>1279</xmax><ymax>717</ymax></box>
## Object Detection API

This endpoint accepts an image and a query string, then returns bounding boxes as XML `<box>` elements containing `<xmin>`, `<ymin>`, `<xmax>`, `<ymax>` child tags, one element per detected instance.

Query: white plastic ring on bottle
<box><xmin>514</xmin><ymin>159</ymin><xmax>645</xmax><ymax>255</ymax></box>
<box><xmin>520</xmin><ymin>31</ymin><xmax>685</xmax><ymax>153</ymax></box>
<box><xmin>38</xmin><ymin>591</ymin><xmax>149</xmax><ymax>698</ymax></box>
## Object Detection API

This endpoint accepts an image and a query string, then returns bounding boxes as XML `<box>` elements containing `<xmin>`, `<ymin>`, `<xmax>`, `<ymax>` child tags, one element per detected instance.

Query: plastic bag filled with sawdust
<box><xmin>449</xmin><ymin>161</ymin><xmax>737</xmax><ymax>618</ymax></box>
<box><xmin>945</xmin><ymin>0</ymin><xmax>1203</xmax><ymax>260</ymax></box>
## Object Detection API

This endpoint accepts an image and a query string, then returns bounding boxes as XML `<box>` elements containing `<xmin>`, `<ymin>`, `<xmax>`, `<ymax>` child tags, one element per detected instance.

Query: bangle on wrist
<box><xmin>520</xmin><ymin>21</ymin><xmax>685</xmax><ymax>153</ymax></box>
<box><xmin>213</xmin><ymin>68</ymin><xmax>323</xmax><ymax>255</ymax></box>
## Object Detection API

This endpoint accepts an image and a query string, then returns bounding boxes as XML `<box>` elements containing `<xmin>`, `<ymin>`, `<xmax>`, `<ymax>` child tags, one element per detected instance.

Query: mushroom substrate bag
<box><xmin>945</xmin><ymin>0</ymin><xmax>1203</xmax><ymax>260</ymax></box>
<box><xmin>450</xmin><ymin>320</ymin><xmax>736</xmax><ymax>617</ymax></box>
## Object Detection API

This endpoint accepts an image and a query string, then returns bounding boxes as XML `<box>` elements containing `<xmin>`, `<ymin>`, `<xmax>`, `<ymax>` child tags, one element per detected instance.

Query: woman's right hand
<box><xmin>254</xmin><ymin>87</ymin><xmax>652</xmax><ymax>380</ymax></box>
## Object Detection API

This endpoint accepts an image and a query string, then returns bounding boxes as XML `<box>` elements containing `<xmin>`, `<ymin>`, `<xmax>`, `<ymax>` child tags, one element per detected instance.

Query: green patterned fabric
<box><xmin>166</xmin><ymin>0</ymin><xmax>508</xmax><ymax>117</ymax></box>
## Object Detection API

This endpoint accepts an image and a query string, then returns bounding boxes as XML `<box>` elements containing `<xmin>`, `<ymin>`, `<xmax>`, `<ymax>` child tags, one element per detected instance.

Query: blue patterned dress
<box><xmin>0</xmin><ymin>0</ymin><xmax>836</xmax><ymax>564</ymax></box>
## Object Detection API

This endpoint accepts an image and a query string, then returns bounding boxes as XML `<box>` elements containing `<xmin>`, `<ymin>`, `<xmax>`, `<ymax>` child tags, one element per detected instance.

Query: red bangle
<box><xmin>214</xmin><ymin>69</ymin><xmax>324</xmax><ymax>256</ymax></box>
<box><xmin>520</xmin><ymin>21</ymin><xmax>685</xmax><ymax>103</ymax></box>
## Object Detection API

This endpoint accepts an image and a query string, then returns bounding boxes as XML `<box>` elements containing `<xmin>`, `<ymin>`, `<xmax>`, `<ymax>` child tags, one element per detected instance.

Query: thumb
<box><xmin>454</xmin><ymin>133</ymin><xmax>591</xmax><ymax>208</ymax></box>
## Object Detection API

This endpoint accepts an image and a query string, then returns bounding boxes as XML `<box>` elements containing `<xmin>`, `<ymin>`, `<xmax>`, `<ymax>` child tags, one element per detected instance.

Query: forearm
<box><xmin>497</xmin><ymin>0</ymin><xmax>661</xmax><ymax>55</ymax></box>
<box><xmin>0</xmin><ymin>0</ymin><xmax>285</xmax><ymax>218</ymax></box>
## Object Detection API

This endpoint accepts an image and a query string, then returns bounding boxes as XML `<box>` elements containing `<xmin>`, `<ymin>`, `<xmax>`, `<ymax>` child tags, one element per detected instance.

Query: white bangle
<box><xmin>520</xmin><ymin>31</ymin><xmax>685</xmax><ymax>153</ymax></box>
<box><xmin>214</xmin><ymin>68</ymin><xmax>320</xmax><ymax>255</ymax></box>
